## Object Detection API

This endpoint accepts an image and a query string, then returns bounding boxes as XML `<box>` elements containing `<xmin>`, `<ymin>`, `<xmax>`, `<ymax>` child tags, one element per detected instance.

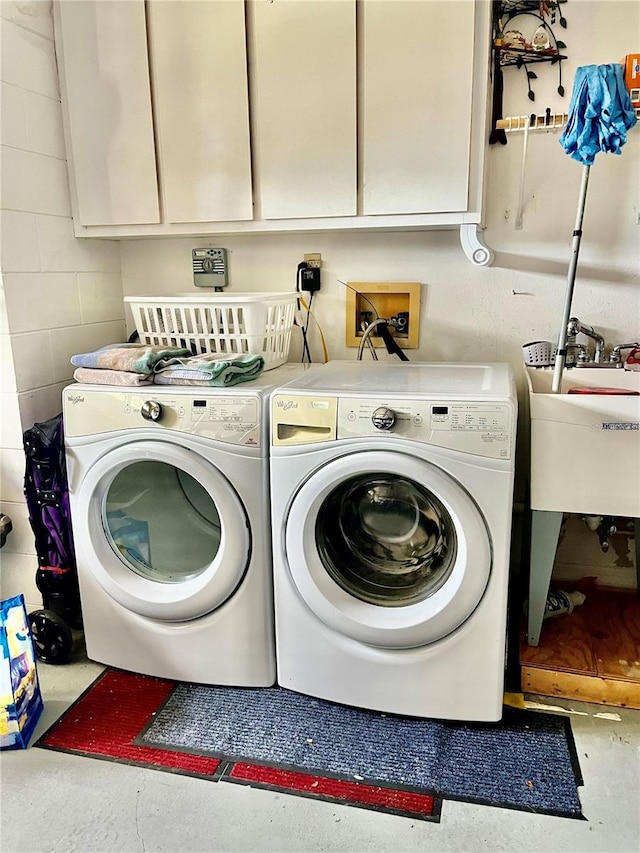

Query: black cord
<box><xmin>296</xmin><ymin>264</ymin><xmax>313</xmax><ymax>364</ymax></box>
<box><xmin>303</xmin><ymin>291</ymin><xmax>314</xmax><ymax>362</ymax></box>
<box><xmin>379</xmin><ymin>321</ymin><xmax>410</xmax><ymax>361</ymax></box>
<box><xmin>337</xmin><ymin>280</ymin><xmax>380</xmax><ymax>319</ymax></box>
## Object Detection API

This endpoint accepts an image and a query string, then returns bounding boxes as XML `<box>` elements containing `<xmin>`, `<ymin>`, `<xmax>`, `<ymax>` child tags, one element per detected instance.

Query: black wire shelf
<box><xmin>494</xmin><ymin>45</ymin><xmax>567</xmax><ymax>67</ymax></box>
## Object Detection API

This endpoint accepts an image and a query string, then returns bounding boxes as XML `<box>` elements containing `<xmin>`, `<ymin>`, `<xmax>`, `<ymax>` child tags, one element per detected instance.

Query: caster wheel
<box><xmin>28</xmin><ymin>609</ymin><xmax>73</xmax><ymax>664</ymax></box>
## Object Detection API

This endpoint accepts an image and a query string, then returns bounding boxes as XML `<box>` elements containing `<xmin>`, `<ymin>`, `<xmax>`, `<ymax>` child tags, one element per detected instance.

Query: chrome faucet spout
<box><xmin>567</xmin><ymin>317</ymin><xmax>606</xmax><ymax>363</ymax></box>
<box><xmin>610</xmin><ymin>342</ymin><xmax>640</xmax><ymax>365</ymax></box>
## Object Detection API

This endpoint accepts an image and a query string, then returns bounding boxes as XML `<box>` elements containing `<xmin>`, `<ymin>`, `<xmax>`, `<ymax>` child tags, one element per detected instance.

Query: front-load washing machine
<box><xmin>63</xmin><ymin>364</ymin><xmax>303</xmax><ymax>686</ymax></box>
<box><xmin>270</xmin><ymin>361</ymin><xmax>517</xmax><ymax>721</ymax></box>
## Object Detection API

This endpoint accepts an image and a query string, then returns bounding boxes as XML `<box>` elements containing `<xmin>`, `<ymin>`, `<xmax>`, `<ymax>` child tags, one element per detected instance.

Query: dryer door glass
<box><xmin>103</xmin><ymin>460</ymin><xmax>221</xmax><ymax>583</ymax></box>
<box><xmin>315</xmin><ymin>474</ymin><xmax>456</xmax><ymax>606</ymax></box>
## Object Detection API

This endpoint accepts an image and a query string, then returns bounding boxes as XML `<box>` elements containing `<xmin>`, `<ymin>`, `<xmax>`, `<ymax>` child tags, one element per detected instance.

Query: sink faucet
<box><xmin>565</xmin><ymin>341</ymin><xmax>589</xmax><ymax>365</ymax></box>
<box><xmin>609</xmin><ymin>341</ymin><xmax>640</xmax><ymax>366</ymax></box>
<box><xmin>567</xmin><ymin>317</ymin><xmax>606</xmax><ymax>363</ymax></box>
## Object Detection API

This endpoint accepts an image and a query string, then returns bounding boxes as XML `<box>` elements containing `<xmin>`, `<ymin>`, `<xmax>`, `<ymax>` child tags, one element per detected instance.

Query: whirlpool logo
<box><xmin>276</xmin><ymin>399</ymin><xmax>298</xmax><ymax>411</ymax></box>
<box><xmin>66</xmin><ymin>394</ymin><xmax>84</xmax><ymax>405</ymax></box>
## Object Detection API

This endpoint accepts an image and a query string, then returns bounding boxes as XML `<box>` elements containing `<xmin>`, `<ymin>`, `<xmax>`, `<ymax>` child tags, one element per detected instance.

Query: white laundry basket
<box><xmin>125</xmin><ymin>292</ymin><xmax>297</xmax><ymax>370</ymax></box>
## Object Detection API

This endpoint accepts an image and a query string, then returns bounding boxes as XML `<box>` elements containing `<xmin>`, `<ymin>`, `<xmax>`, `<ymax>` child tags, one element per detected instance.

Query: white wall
<box><xmin>0</xmin><ymin>1</ymin><xmax>125</xmax><ymax>606</ymax></box>
<box><xmin>121</xmin><ymin>2</ymin><xmax>639</xmax><ymax>370</ymax></box>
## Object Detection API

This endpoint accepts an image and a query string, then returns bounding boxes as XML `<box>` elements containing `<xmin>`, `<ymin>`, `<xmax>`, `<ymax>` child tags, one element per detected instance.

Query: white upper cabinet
<box><xmin>55</xmin><ymin>0</ymin><xmax>489</xmax><ymax>240</ymax></box>
<box><xmin>248</xmin><ymin>0</ymin><xmax>357</xmax><ymax>220</ymax></box>
<box><xmin>362</xmin><ymin>0</ymin><xmax>475</xmax><ymax>215</ymax></box>
<box><xmin>55</xmin><ymin>0</ymin><xmax>159</xmax><ymax>226</ymax></box>
<box><xmin>147</xmin><ymin>1</ymin><xmax>253</xmax><ymax>223</ymax></box>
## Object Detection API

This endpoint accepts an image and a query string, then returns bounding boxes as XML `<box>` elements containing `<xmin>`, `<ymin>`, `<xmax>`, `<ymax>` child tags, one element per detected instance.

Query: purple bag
<box><xmin>23</xmin><ymin>414</ymin><xmax>80</xmax><ymax>663</ymax></box>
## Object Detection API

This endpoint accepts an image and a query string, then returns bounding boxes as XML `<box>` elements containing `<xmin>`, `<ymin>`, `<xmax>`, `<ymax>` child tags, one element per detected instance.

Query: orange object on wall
<box><xmin>623</xmin><ymin>54</ymin><xmax>640</xmax><ymax>107</ymax></box>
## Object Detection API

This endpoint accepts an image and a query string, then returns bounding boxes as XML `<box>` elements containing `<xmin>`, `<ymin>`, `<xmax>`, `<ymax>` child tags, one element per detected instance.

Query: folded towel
<box><xmin>71</xmin><ymin>344</ymin><xmax>192</xmax><ymax>374</ymax></box>
<box><xmin>73</xmin><ymin>367</ymin><xmax>153</xmax><ymax>386</ymax></box>
<box><xmin>153</xmin><ymin>353</ymin><xmax>265</xmax><ymax>387</ymax></box>
<box><xmin>559</xmin><ymin>63</ymin><xmax>637</xmax><ymax>166</ymax></box>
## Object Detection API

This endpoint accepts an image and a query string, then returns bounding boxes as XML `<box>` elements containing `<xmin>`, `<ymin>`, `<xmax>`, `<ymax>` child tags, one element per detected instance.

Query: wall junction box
<box><xmin>345</xmin><ymin>281</ymin><xmax>421</xmax><ymax>349</ymax></box>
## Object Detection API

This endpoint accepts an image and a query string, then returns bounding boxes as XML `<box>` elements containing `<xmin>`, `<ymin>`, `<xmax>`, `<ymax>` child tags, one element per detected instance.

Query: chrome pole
<box><xmin>552</xmin><ymin>164</ymin><xmax>591</xmax><ymax>393</ymax></box>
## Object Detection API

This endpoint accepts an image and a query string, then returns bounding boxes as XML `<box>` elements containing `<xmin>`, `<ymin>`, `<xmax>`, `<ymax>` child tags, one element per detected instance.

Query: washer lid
<box><xmin>284</xmin><ymin>450</ymin><xmax>491</xmax><ymax>649</ymax></box>
<box><xmin>272</xmin><ymin>360</ymin><xmax>514</xmax><ymax>399</ymax></box>
<box><xmin>73</xmin><ymin>440</ymin><xmax>250</xmax><ymax>621</ymax></box>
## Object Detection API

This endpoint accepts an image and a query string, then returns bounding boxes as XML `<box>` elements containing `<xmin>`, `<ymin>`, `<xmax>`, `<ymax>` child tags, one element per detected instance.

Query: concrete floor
<box><xmin>1</xmin><ymin>648</ymin><xmax>639</xmax><ymax>853</ymax></box>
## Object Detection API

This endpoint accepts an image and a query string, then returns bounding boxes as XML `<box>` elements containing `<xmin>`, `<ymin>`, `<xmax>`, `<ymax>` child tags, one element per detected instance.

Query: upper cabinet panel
<box><xmin>249</xmin><ymin>0</ymin><xmax>357</xmax><ymax>220</ymax></box>
<box><xmin>56</xmin><ymin>0</ymin><xmax>159</xmax><ymax>226</ymax></box>
<box><xmin>147</xmin><ymin>0</ymin><xmax>253</xmax><ymax>223</ymax></box>
<box><xmin>54</xmin><ymin>0</ymin><xmax>489</xmax><ymax>241</ymax></box>
<box><xmin>361</xmin><ymin>0</ymin><xmax>475</xmax><ymax>215</ymax></box>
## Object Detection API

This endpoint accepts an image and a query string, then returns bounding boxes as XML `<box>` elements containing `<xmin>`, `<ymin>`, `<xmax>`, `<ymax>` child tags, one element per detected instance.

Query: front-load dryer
<box><xmin>270</xmin><ymin>361</ymin><xmax>517</xmax><ymax>721</ymax></box>
<box><xmin>63</xmin><ymin>364</ymin><xmax>303</xmax><ymax>686</ymax></box>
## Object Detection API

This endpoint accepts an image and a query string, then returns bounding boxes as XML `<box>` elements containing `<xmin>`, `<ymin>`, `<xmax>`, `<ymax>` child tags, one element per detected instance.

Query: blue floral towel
<box><xmin>559</xmin><ymin>63</ymin><xmax>637</xmax><ymax>166</ymax></box>
<box><xmin>71</xmin><ymin>344</ymin><xmax>191</xmax><ymax>374</ymax></box>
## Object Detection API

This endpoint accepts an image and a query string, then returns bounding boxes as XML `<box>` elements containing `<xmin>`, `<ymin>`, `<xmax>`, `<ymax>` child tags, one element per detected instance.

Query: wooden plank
<box><xmin>522</xmin><ymin>667</ymin><xmax>640</xmax><ymax>710</ymax></box>
<box><xmin>520</xmin><ymin>589</ymin><xmax>640</xmax><ymax>707</ymax></box>
<box><xmin>520</xmin><ymin>606</ymin><xmax>598</xmax><ymax>675</ymax></box>
<box><xmin>590</xmin><ymin>591</ymin><xmax>640</xmax><ymax>682</ymax></box>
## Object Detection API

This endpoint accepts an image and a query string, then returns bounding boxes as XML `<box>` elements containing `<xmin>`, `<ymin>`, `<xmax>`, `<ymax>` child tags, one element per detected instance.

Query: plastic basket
<box><xmin>522</xmin><ymin>341</ymin><xmax>557</xmax><ymax>368</ymax></box>
<box><xmin>125</xmin><ymin>292</ymin><xmax>297</xmax><ymax>371</ymax></box>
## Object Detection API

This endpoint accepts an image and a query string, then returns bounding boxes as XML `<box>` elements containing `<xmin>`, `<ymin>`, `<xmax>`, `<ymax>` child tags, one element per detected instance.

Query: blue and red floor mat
<box><xmin>37</xmin><ymin>669</ymin><xmax>441</xmax><ymax>822</ymax></box>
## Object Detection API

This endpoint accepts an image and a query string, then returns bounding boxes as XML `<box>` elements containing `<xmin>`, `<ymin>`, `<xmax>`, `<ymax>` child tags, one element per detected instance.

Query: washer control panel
<box><xmin>64</xmin><ymin>388</ymin><xmax>261</xmax><ymax>446</ymax></box>
<box><xmin>337</xmin><ymin>398</ymin><xmax>514</xmax><ymax>459</ymax></box>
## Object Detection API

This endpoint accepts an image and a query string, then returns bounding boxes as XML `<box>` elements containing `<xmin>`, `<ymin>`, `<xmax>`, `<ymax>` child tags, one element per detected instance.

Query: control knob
<box><xmin>371</xmin><ymin>406</ymin><xmax>397</xmax><ymax>430</ymax></box>
<box><xmin>141</xmin><ymin>400</ymin><xmax>163</xmax><ymax>422</ymax></box>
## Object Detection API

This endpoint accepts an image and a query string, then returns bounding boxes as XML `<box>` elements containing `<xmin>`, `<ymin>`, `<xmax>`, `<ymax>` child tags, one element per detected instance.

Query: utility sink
<box><xmin>526</xmin><ymin>366</ymin><xmax>640</xmax><ymax>517</ymax></box>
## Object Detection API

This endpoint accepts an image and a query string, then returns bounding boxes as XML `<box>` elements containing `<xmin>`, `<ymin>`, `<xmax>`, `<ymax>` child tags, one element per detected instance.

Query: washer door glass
<box><xmin>104</xmin><ymin>461</ymin><xmax>222</xmax><ymax>583</ymax></box>
<box><xmin>284</xmin><ymin>450</ymin><xmax>491</xmax><ymax>649</ymax></box>
<box><xmin>316</xmin><ymin>474</ymin><xmax>456</xmax><ymax>607</ymax></box>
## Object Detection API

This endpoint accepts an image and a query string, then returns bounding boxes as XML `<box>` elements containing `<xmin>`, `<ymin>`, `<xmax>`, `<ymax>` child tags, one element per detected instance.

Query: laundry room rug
<box><xmin>137</xmin><ymin>682</ymin><xmax>584</xmax><ymax>819</ymax></box>
<box><xmin>36</xmin><ymin>669</ymin><xmax>223</xmax><ymax>779</ymax></box>
<box><xmin>35</xmin><ymin>670</ymin><xmax>441</xmax><ymax>822</ymax></box>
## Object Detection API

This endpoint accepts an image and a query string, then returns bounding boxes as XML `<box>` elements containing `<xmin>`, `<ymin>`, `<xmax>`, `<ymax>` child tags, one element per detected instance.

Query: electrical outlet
<box><xmin>304</xmin><ymin>253</ymin><xmax>322</xmax><ymax>268</ymax></box>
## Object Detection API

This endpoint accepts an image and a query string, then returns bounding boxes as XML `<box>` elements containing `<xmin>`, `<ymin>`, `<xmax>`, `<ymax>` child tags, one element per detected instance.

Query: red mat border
<box><xmin>36</xmin><ymin>669</ymin><xmax>441</xmax><ymax>822</ymax></box>
<box><xmin>37</xmin><ymin>669</ymin><xmax>223</xmax><ymax>780</ymax></box>
<box><xmin>224</xmin><ymin>762</ymin><xmax>441</xmax><ymax>822</ymax></box>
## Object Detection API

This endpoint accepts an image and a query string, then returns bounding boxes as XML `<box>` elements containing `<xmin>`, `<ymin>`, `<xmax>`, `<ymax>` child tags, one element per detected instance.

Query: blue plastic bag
<box><xmin>0</xmin><ymin>594</ymin><xmax>43</xmax><ymax>749</ymax></box>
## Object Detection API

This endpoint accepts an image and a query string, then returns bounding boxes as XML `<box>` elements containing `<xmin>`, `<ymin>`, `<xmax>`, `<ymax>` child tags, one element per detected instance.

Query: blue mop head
<box><xmin>559</xmin><ymin>63</ymin><xmax>637</xmax><ymax>166</ymax></box>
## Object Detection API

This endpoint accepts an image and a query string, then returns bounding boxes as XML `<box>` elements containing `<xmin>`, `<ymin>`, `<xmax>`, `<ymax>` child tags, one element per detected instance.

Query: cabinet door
<box><xmin>362</xmin><ymin>0</ymin><xmax>475</xmax><ymax>215</ymax></box>
<box><xmin>147</xmin><ymin>0</ymin><xmax>253</xmax><ymax>223</ymax></box>
<box><xmin>56</xmin><ymin>0</ymin><xmax>159</xmax><ymax>226</ymax></box>
<box><xmin>249</xmin><ymin>0</ymin><xmax>356</xmax><ymax>220</ymax></box>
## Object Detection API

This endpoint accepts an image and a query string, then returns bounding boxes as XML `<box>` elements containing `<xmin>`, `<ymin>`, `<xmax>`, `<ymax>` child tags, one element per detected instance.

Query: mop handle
<box><xmin>552</xmin><ymin>164</ymin><xmax>591</xmax><ymax>393</ymax></box>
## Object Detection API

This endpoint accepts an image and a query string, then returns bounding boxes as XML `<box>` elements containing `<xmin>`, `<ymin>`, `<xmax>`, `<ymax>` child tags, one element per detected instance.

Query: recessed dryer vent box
<box><xmin>345</xmin><ymin>281</ymin><xmax>421</xmax><ymax>349</ymax></box>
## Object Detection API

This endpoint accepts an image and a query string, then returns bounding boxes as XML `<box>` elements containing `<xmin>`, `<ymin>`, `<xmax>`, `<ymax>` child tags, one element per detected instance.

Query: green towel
<box><xmin>153</xmin><ymin>353</ymin><xmax>265</xmax><ymax>387</ymax></box>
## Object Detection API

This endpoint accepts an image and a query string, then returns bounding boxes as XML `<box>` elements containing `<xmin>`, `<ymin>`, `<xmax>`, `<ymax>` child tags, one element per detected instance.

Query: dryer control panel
<box><xmin>64</xmin><ymin>388</ymin><xmax>262</xmax><ymax>446</ymax></box>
